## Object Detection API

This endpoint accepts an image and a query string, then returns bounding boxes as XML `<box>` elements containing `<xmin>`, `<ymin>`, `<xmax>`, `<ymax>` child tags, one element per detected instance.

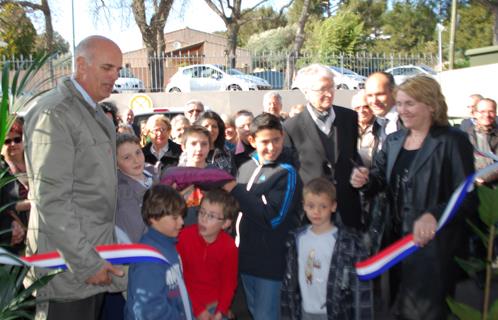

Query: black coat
<box><xmin>142</xmin><ymin>140</ymin><xmax>182</xmax><ymax>170</ymax></box>
<box><xmin>283</xmin><ymin>105</ymin><xmax>363</xmax><ymax>230</ymax></box>
<box><xmin>364</xmin><ymin>126</ymin><xmax>476</xmax><ymax>320</ymax></box>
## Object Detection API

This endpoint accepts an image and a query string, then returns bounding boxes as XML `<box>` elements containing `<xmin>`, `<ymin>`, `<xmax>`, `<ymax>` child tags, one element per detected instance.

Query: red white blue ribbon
<box><xmin>0</xmin><ymin>243</ymin><xmax>169</xmax><ymax>269</ymax></box>
<box><xmin>356</xmin><ymin>161</ymin><xmax>498</xmax><ymax>281</ymax></box>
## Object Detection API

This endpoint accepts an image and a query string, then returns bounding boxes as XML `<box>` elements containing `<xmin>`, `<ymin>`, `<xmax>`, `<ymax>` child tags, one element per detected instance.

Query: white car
<box><xmin>166</xmin><ymin>64</ymin><xmax>272</xmax><ymax>92</ymax></box>
<box><xmin>385</xmin><ymin>65</ymin><xmax>437</xmax><ymax>85</ymax></box>
<box><xmin>113</xmin><ymin>68</ymin><xmax>145</xmax><ymax>93</ymax></box>
<box><xmin>328</xmin><ymin>66</ymin><xmax>366</xmax><ymax>90</ymax></box>
<box><xmin>291</xmin><ymin>66</ymin><xmax>365</xmax><ymax>90</ymax></box>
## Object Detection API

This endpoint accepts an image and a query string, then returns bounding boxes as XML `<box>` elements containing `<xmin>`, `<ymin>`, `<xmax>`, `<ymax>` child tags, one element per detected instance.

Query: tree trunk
<box><xmin>286</xmin><ymin>0</ymin><xmax>311</xmax><ymax>89</ymax></box>
<box><xmin>131</xmin><ymin>0</ymin><xmax>173</xmax><ymax>92</ymax></box>
<box><xmin>226</xmin><ymin>22</ymin><xmax>240</xmax><ymax>68</ymax></box>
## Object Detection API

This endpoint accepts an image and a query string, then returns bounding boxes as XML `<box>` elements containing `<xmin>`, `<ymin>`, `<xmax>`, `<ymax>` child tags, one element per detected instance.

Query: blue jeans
<box><xmin>241</xmin><ymin>273</ymin><xmax>282</xmax><ymax>320</ymax></box>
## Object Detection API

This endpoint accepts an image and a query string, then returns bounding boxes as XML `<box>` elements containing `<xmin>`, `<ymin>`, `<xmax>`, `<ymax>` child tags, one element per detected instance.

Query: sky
<box><xmin>33</xmin><ymin>0</ymin><xmax>280</xmax><ymax>54</ymax></box>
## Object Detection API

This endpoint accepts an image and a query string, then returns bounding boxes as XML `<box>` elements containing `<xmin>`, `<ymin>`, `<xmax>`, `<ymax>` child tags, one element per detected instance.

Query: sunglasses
<box><xmin>4</xmin><ymin>137</ymin><xmax>22</xmax><ymax>145</ymax></box>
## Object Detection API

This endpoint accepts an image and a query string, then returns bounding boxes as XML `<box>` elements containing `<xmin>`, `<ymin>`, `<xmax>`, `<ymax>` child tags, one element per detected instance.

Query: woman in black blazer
<box><xmin>351</xmin><ymin>75</ymin><xmax>475</xmax><ymax>320</ymax></box>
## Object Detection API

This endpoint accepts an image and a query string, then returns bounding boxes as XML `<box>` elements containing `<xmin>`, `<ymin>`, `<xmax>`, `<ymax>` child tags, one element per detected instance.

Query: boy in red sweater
<box><xmin>177</xmin><ymin>189</ymin><xmax>239</xmax><ymax>320</ymax></box>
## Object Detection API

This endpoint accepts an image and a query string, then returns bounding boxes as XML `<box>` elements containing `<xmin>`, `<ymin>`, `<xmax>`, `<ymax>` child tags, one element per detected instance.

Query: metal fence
<box><xmin>1</xmin><ymin>51</ymin><xmax>437</xmax><ymax>92</ymax></box>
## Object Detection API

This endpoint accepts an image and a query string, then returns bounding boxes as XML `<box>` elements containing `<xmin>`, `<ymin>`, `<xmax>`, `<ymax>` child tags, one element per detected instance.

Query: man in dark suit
<box><xmin>283</xmin><ymin>64</ymin><xmax>363</xmax><ymax>229</ymax></box>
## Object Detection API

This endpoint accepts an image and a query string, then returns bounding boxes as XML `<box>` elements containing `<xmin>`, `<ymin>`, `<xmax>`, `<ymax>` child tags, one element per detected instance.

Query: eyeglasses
<box><xmin>4</xmin><ymin>137</ymin><xmax>22</xmax><ymax>145</ymax></box>
<box><xmin>152</xmin><ymin>127</ymin><xmax>168</xmax><ymax>134</ymax></box>
<box><xmin>198</xmin><ymin>209</ymin><xmax>225</xmax><ymax>222</ymax></box>
<box><xmin>309</xmin><ymin>86</ymin><xmax>334</xmax><ymax>94</ymax></box>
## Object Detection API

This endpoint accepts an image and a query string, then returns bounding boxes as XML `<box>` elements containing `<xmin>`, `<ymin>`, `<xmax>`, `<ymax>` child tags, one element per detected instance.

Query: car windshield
<box><xmin>330</xmin><ymin>66</ymin><xmax>357</xmax><ymax>75</ymax></box>
<box><xmin>215</xmin><ymin>65</ymin><xmax>244</xmax><ymax>75</ymax></box>
<box><xmin>119</xmin><ymin>68</ymin><xmax>136</xmax><ymax>78</ymax></box>
<box><xmin>418</xmin><ymin>65</ymin><xmax>437</xmax><ymax>75</ymax></box>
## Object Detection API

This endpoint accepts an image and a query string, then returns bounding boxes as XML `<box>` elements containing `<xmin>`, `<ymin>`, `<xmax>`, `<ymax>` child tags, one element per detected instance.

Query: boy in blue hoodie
<box><xmin>125</xmin><ymin>185</ymin><xmax>193</xmax><ymax>320</ymax></box>
<box><xmin>223</xmin><ymin>113</ymin><xmax>303</xmax><ymax>320</ymax></box>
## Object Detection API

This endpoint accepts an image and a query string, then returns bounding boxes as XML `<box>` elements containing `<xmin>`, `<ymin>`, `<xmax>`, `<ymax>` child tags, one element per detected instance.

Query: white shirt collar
<box><xmin>306</xmin><ymin>104</ymin><xmax>336</xmax><ymax>135</ymax></box>
<box><xmin>151</xmin><ymin>143</ymin><xmax>169</xmax><ymax>160</ymax></box>
<box><xmin>70</xmin><ymin>77</ymin><xmax>97</xmax><ymax>109</ymax></box>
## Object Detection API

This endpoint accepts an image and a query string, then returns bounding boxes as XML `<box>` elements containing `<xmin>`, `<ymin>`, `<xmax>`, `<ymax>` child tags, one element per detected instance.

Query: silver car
<box><xmin>166</xmin><ymin>64</ymin><xmax>272</xmax><ymax>92</ymax></box>
<box><xmin>385</xmin><ymin>64</ymin><xmax>437</xmax><ymax>85</ymax></box>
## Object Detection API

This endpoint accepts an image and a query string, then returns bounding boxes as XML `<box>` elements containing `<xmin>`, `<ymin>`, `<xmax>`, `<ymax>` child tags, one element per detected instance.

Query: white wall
<box><xmin>107</xmin><ymin>90</ymin><xmax>356</xmax><ymax>117</ymax></box>
<box><xmin>438</xmin><ymin>63</ymin><xmax>498</xmax><ymax>118</ymax></box>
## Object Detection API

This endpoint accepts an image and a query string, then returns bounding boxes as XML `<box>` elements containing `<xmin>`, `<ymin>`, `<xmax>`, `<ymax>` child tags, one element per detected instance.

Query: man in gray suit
<box><xmin>24</xmin><ymin>36</ymin><xmax>126</xmax><ymax>320</ymax></box>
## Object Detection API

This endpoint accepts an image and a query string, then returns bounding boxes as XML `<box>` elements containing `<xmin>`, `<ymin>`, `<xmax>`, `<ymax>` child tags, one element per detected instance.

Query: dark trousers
<box><xmin>47</xmin><ymin>293</ymin><xmax>105</xmax><ymax>320</ymax></box>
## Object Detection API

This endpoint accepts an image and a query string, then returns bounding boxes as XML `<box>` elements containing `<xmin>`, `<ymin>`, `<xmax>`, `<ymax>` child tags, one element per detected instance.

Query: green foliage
<box><xmin>477</xmin><ymin>186</ymin><xmax>498</xmax><ymax>227</ymax></box>
<box><xmin>238</xmin><ymin>7</ymin><xmax>287</xmax><ymax>47</ymax></box>
<box><xmin>34</xmin><ymin>32</ymin><xmax>70</xmax><ymax>56</ymax></box>
<box><xmin>315</xmin><ymin>11</ymin><xmax>366</xmax><ymax>56</ymax></box>
<box><xmin>287</xmin><ymin>0</ymin><xmax>326</xmax><ymax>24</ymax></box>
<box><xmin>377</xmin><ymin>1</ymin><xmax>437</xmax><ymax>53</ymax></box>
<box><xmin>0</xmin><ymin>3</ymin><xmax>37</xmax><ymax>58</ymax></box>
<box><xmin>455</xmin><ymin>256</ymin><xmax>486</xmax><ymax>280</ymax></box>
<box><xmin>0</xmin><ymin>54</ymin><xmax>52</xmax><ymax>145</ymax></box>
<box><xmin>447</xmin><ymin>297</ymin><xmax>482</xmax><ymax>320</ymax></box>
<box><xmin>337</xmin><ymin>0</ymin><xmax>387</xmax><ymax>46</ymax></box>
<box><xmin>449</xmin><ymin>184</ymin><xmax>498</xmax><ymax>318</ymax></box>
<box><xmin>246</xmin><ymin>25</ymin><xmax>297</xmax><ymax>54</ymax></box>
<box><xmin>0</xmin><ymin>254</ymin><xmax>61</xmax><ymax>320</ymax></box>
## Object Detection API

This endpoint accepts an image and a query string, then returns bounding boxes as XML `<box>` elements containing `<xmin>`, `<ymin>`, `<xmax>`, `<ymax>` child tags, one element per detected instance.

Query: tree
<box><xmin>131</xmin><ymin>0</ymin><xmax>174</xmax><ymax>91</ymax></box>
<box><xmin>245</xmin><ymin>24</ymin><xmax>296</xmax><ymax>53</ymax></box>
<box><xmin>315</xmin><ymin>11</ymin><xmax>366</xmax><ymax>57</ymax></box>
<box><xmin>204</xmin><ymin>0</ymin><xmax>271</xmax><ymax>67</ymax></box>
<box><xmin>94</xmin><ymin>0</ymin><xmax>175</xmax><ymax>91</ymax></box>
<box><xmin>475</xmin><ymin>0</ymin><xmax>498</xmax><ymax>44</ymax></box>
<box><xmin>378</xmin><ymin>1</ymin><xmax>437</xmax><ymax>53</ymax></box>
<box><xmin>238</xmin><ymin>6</ymin><xmax>287</xmax><ymax>47</ymax></box>
<box><xmin>0</xmin><ymin>3</ymin><xmax>37</xmax><ymax>57</ymax></box>
<box><xmin>0</xmin><ymin>0</ymin><xmax>54</xmax><ymax>53</ymax></box>
<box><xmin>337</xmin><ymin>0</ymin><xmax>386</xmax><ymax>47</ymax></box>
<box><xmin>286</xmin><ymin>0</ymin><xmax>327</xmax><ymax>23</ymax></box>
<box><xmin>35</xmin><ymin>31</ymin><xmax>70</xmax><ymax>55</ymax></box>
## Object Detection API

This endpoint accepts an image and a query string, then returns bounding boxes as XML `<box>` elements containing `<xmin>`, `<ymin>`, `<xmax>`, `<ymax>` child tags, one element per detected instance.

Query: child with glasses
<box><xmin>177</xmin><ymin>189</ymin><xmax>239</xmax><ymax>320</ymax></box>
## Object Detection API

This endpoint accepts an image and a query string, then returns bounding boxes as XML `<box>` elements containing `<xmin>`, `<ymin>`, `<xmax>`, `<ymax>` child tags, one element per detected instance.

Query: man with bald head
<box><xmin>24</xmin><ymin>36</ymin><xmax>126</xmax><ymax>319</ymax></box>
<box><xmin>364</xmin><ymin>72</ymin><xmax>401</xmax><ymax>158</ymax></box>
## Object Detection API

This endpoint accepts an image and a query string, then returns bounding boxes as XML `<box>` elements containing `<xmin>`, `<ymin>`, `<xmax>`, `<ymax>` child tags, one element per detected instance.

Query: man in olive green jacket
<box><xmin>24</xmin><ymin>36</ymin><xmax>126</xmax><ymax>320</ymax></box>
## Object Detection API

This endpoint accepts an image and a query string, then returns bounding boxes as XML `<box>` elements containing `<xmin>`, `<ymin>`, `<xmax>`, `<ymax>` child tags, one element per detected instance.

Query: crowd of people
<box><xmin>1</xmin><ymin>35</ymin><xmax>497</xmax><ymax>320</ymax></box>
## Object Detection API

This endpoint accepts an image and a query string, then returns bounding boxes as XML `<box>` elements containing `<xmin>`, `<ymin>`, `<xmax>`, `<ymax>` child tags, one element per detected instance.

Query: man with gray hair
<box><xmin>284</xmin><ymin>63</ymin><xmax>363</xmax><ymax>229</ymax></box>
<box><xmin>262</xmin><ymin>91</ymin><xmax>284</xmax><ymax>120</ymax></box>
<box><xmin>24</xmin><ymin>36</ymin><xmax>126</xmax><ymax>319</ymax></box>
<box><xmin>184</xmin><ymin>99</ymin><xmax>204</xmax><ymax>124</ymax></box>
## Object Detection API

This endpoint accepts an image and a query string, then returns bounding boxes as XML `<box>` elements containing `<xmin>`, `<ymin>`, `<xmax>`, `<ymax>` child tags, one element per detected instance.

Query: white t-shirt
<box><xmin>298</xmin><ymin>225</ymin><xmax>337</xmax><ymax>314</ymax></box>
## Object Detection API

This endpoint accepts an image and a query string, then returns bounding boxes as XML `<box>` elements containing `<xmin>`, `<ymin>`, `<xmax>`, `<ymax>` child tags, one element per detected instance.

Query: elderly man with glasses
<box><xmin>283</xmin><ymin>63</ymin><xmax>363</xmax><ymax>230</ymax></box>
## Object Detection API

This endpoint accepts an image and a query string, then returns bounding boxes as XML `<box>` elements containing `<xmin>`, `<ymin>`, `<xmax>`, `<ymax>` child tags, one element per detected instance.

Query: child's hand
<box><xmin>222</xmin><ymin>180</ymin><xmax>237</xmax><ymax>192</ymax></box>
<box><xmin>196</xmin><ymin>310</ymin><xmax>213</xmax><ymax>320</ymax></box>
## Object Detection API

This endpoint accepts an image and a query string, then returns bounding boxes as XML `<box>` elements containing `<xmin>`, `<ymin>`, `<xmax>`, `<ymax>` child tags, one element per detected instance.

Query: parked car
<box><xmin>385</xmin><ymin>64</ymin><xmax>437</xmax><ymax>85</ymax></box>
<box><xmin>291</xmin><ymin>66</ymin><xmax>366</xmax><ymax>90</ymax></box>
<box><xmin>113</xmin><ymin>68</ymin><xmax>145</xmax><ymax>93</ymax></box>
<box><xmin>251</xmin><ymin>71</ymin><xmax>285</xmax><ymax>89</ymax></box>
<box><xmin>328</xmin><ymin>66</ymin><xmax>366</xmax><ymax>90</ymax></box>
<box><xmin>166</xmin><ymin>64</ymin><xmax>272</xmax><ymax>92</ymax></box>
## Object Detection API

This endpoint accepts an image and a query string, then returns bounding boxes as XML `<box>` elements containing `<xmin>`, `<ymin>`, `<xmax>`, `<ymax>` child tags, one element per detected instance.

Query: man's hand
<box><xmin>350</xmin><ymin>167</ymin><xmax>369</xmax><ymax>188</ymax></box>
<box><xmin>10</xmin><ymin>220</ymin><xmax>25</xmax><ymax>245</ymax></box>
<box><xmin>85</xmin><ymin>262</ymin><xmax>124</xmax><ymax>286</ymax></box>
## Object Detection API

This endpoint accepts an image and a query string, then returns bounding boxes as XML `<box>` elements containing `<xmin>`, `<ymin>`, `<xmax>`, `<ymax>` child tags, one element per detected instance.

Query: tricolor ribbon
<box><xmin>0</xmin><ymin>243</ymin><xmax>170</xmax><ymax>269</ymax></box>
<box><xmin>356</xmin><ymin>161</ymin><xmax>498</xmax><ymax>281</ymax></box>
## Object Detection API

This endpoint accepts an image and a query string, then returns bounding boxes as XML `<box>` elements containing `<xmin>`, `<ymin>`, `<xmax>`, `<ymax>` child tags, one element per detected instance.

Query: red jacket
<box><xmin>177</xmin><ymin>225</ymin><xmax>238</xmax><ymax>317</ymax></box>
